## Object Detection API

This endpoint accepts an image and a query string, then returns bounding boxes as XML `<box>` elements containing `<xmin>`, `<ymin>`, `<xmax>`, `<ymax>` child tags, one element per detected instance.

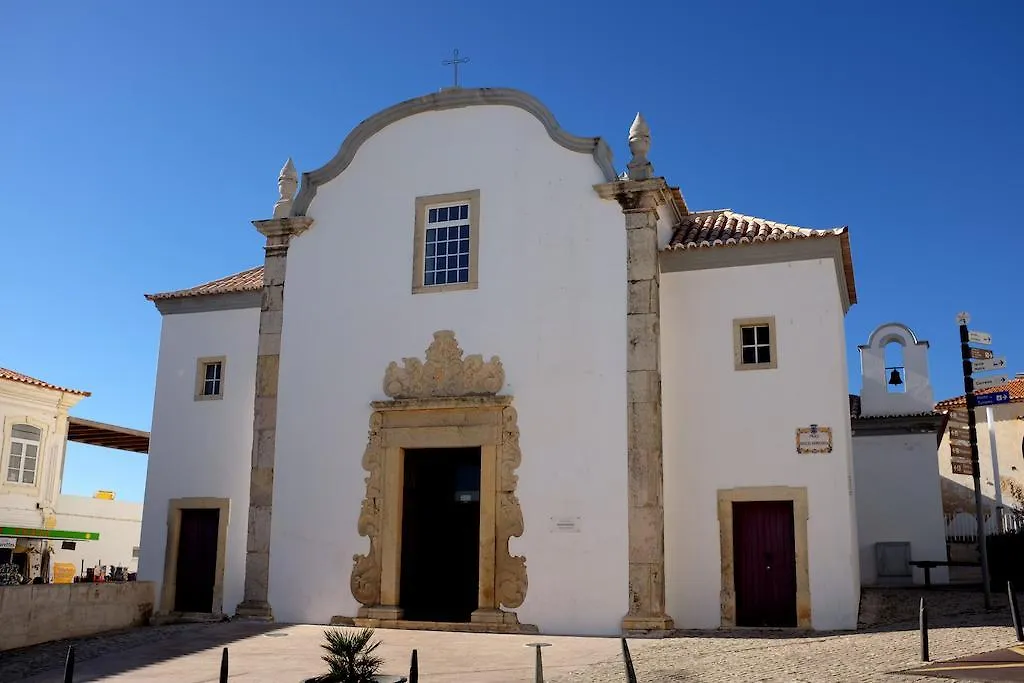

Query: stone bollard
<box><xmin>63</xmin><ymin>645</ymin><xmax>75</xmax><ymax>683</ymax></box>
<box><xmin>621</xmin><ymin>638</ymin><xmax>638</xmax><ymax>683</ymax></box>
<box><xmin>526</xmin><ymin>642</ymin><xmax>551</xmax><ymax>683</ymax></box>
<box><xmin>920</xmin><ymin>598</ymin><xmax>929</xmax><ymax>662</ymax></box>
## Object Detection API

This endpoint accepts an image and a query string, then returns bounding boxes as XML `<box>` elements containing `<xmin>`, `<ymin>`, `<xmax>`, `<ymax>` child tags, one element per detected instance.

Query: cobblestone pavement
<box><xmin>0</xmin><ymin>621</ymin><xmax>277</xmax><ymax>682</ymax></box>
<box><xmin>0</xmin><ymin>590</ymin><xmax>1019</xmax><ymax>682</ymax></box>
<box><xmin>559</xmin><ymin>616</ymin><xmax>1016</xmax><ymax>682</ymax></box>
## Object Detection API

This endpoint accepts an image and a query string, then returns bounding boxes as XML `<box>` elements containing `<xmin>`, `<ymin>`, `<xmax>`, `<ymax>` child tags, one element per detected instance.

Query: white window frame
<box><xmin>412</xmin><ymin>190</ymin><xmax>480</xmax><ymax>294</ymax></box>
<box><xmin>733</xmin><ymin>316</ymin><xmax>778</xmax><ymax>371</ymax></box>
<box><xmin>1</xmin><ymin>417</ymin><xmax>47</xmax><ymax>491</ymax></box>
<box><xmin>194</xmin><ymin>356</ymin><xmax>227</xmax><ymax>401</ymax></box>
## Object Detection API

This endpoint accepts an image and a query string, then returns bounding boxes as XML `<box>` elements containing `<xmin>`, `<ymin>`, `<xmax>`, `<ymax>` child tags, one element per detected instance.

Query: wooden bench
<box><xmin>908</xmin><ymin>560</ymin><xmax>981</xmax><ymax>587</ymax></box>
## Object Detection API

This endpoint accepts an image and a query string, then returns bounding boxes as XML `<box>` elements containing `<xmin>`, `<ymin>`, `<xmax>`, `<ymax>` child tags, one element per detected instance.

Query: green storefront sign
<box><xmin>0</xmin><ymin>527</ymin><xmax>100</xmax><ymax>541</ymax></box>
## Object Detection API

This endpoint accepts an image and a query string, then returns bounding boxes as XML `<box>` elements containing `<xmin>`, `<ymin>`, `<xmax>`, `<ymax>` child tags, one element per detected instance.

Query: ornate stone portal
<box><xmin>349</xmin><ymin>331</ymin><xmax>531</xmax><ymax>631</ymax></box>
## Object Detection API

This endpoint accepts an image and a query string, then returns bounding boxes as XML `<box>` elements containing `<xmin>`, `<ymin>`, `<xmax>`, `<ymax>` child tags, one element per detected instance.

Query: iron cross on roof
<box><xmin>442</xmin><ymin>48</ymin><xmax>469</xmax><ymax>88</ymax></box>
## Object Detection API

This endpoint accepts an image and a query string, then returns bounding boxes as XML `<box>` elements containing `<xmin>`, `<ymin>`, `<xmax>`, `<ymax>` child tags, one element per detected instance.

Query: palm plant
<box><xmin>307</xmin><ymin>627</ymin><xmax>384</xmax><ymax>683</ymax></box>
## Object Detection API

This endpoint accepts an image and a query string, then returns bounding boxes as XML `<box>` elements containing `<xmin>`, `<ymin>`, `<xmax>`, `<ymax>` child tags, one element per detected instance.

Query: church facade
<box><xmin>139</xmin><ymin>87</ymin><xmax>860</xmax><ymax>635</ymax></box>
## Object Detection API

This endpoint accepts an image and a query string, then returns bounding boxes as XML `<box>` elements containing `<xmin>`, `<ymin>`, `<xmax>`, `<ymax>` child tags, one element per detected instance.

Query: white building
<box><xmin>850</xmin><ymin>323</ymin><xmax>949</xmax><ymax>586</ymax></box>
<box><xmin>935</xmin><ymin>375</ymin><xmax>1024</xmax><ymax>522</ymax></box>
<box><xmin>0</xmin><ymin>367</ymin><xmax>147</xmax><ymax>582</ymax></box>
<box><xmin>140</xmin><ymin>87</ymin><xmax>861</xmax><ymax>634</ymax></box>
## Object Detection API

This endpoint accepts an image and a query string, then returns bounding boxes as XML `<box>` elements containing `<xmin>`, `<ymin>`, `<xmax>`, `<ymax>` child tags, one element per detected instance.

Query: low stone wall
<box><xmin>0</xmin><ymin>581</ymin><xmax>155</xmax><ymax>651</ymax></box>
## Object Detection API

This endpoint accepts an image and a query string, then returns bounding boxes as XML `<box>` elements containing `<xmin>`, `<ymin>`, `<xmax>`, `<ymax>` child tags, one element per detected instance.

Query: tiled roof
<box><xmin>145</xmin><ymin>266</ymin><xmax>264</xmax><ymax>301</ymax></box>
<box><xmin>935</xmin><ymin>377</ymin><xmax>1024</xmax><ymax>410</ymax></box>
<box><xmin>0</xmin><ymin>367</ymin><xmax>90</xmax><ymax>396</ymax></box>
<box><xmin>665</xmin><ymin>209</ymin><xmax>857</xmax><ymax>304</ymax></box>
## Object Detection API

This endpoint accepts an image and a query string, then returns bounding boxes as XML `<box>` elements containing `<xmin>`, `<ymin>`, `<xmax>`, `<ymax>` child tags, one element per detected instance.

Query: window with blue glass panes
<box><xmin>424</xmin><ymin>203</ymin><xmax>471</xmax><ymax>286</ymax></box>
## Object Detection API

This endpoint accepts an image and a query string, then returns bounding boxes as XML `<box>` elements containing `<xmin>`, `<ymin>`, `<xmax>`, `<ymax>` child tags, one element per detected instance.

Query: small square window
<box><xmin>195</xmin><ymin>357</ymin><xmax>227</xmax><ymax>401</ymax></box>
<box><xmin>413</xmin><ymin>190</ymin><xmax>480</xmax><ymax>294</ymax></box>
<box><xmin>734</xmin><ymin>317</ymin><xmax>777</xmax><ymax>371</ymax></box>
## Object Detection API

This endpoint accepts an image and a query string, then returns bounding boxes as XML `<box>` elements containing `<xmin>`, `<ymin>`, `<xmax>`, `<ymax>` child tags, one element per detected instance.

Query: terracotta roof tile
<box><xmin>935</xmin><ymin>377</ymin><xmax>1024</xmax><ymax>410</ymax></box>
<box><xmin>0</xmin><ymin>367</ymin><xmax>90</xmax><ymax>396</ymax></box>
<box><xmin>145</xmin><ymin>266</ymin><xmax>264</xmax><ymax>301</ymax></box>
<box><xmin>664</xmin><ymin>209</ymin><xmax>857</xmax><ymax>304</ymax></box>
<box><xmin>667</xmin><ymin>209</ymin><xmax>847</xmax><ymax>249</ymax></box>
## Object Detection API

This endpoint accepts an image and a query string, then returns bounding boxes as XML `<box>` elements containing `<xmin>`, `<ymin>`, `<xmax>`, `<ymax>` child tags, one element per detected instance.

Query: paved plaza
<box><xmin>1</xmin><ymin>590</ymin><xmax>1021</xmax><ymax>682</ymax></box>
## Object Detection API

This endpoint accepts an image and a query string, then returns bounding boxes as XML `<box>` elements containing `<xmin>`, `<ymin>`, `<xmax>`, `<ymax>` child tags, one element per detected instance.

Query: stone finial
<box><xmin>273</xmin><ymin>158</ymin><xmax>298</xmax><ymax>218</ymax></box>
<box><xmin>627</xmin><ymin>113</ymin><xmax>654</xmax><ymax>181</ymax></box>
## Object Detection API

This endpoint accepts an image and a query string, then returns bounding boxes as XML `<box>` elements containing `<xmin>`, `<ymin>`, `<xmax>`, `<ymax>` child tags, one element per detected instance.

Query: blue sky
<box><xmin>2</xmin><ymin>1</ymin><xmax>1021</xmax><ymax>502</ymax></box>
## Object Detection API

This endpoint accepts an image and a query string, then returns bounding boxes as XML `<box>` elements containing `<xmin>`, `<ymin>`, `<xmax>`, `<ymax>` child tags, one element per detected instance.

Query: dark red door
<box><xmin>733</xmin><ymin>501</ymin><xmax>797</xmax><ymax>627</ymax></box>
<box><xmin>174</xmin><ymin>508</ymin><xmax>220</xmax><ymax>613</ymax></box>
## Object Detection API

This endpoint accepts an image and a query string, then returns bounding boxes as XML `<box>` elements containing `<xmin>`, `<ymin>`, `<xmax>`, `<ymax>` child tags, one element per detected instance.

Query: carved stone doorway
<box><xmin>347</xmin><ymin>331</ymin><xmax>532</xmax><ymax>632</ymax></box>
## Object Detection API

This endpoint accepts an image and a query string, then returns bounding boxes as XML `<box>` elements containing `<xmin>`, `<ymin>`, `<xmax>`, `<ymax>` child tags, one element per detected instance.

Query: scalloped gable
<box><xmin>290</xmin><ymin>87</ymin><xmax>618</xmax><ymax>216</ymax></box>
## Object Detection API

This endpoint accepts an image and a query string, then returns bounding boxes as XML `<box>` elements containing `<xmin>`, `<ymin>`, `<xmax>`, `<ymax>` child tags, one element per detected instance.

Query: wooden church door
<box><xmin>733</xmin><ymin>500</ymin><xmax>798</xmax><ymax>627</ymax></box>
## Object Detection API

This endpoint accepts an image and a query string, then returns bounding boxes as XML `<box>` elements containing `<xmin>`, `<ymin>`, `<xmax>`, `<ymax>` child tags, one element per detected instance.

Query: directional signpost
<box><xmin>947</xmin><ymin>408</ymin><xmax>973</xmax><ymax>475</ymax></box>
<box><xmin>973</xmin><ymin>375</ymin><xmax>1009</xmax><ymax>391</ymax></box>
<box><xmin>970</xmin><ymin>348</ymin><xmax>995</xmax><ymax>361</ymax></box>
<box><xmin>954</xmin><ymin>312</ymin><xmax>1014</xmax><ymax>610</ymax></box>
<box><xmin>968</xmin><ymin>330</ymin><xmax>992</xmax><ymax>345</ymax></box>
<box><xmin>971</xmin><ymin>356</ymin><xmax>1007</xmax><ymax>374</ymax></box>
<box><xmin>976</xmin><ymin>391</ymin><xmax>1011</xmax><ymax>408</ymax></box>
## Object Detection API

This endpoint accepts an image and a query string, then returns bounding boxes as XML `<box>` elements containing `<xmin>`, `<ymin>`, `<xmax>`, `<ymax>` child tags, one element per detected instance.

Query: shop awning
<box><xmin>67</xmin><ymin>417</ymin><xmax>149</xmax><ymax>454</ymax></box>
<box><xmin>0</xmin><ymin>527</ymin><xmax>100</xmax><ymax>541</ymax></box>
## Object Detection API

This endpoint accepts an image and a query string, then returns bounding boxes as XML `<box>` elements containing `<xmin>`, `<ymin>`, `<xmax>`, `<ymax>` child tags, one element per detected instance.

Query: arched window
<box><xmin>7</xmin><ymin>424</ymin><xmax>41</xmax><ymax>485</ymax></box>
<box><xmin>884</xmin><ymin>340</ymin><xmax>906</xmax><ymax>393</ymax></box>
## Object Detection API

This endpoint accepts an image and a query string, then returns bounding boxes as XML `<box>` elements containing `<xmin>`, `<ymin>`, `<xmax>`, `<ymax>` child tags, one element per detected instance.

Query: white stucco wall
<box><xmin>271</xmin><ymin>104</ymin><xmax>629</xmax><ymax>634</ymax></box>
<box><xmin>54</xmin><ymin>495</ymin><xmax>143</xmax><ymax>574</ymax></box>
<box><xmin>138</xmin><ymin>307</ymin><xmax>260</xmax><ymax>614</ymax></box>
<box><xmin>852</xmin><ymin>433</ymin><xmax>948</xmax><ymax>585</ymax></box>
<box><xmin>661</xmin><ymin>255</ymin><xmax>860</xmax><ymax>630</ymax></box>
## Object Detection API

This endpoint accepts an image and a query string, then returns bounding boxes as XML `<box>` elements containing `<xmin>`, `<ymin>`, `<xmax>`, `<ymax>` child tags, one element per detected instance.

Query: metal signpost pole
<box><xmin>959</xmin><ymin>314</ymin><xmax>992</xmax><ymax>609</ymax></box>
<box><xmin>986</xmin><ymin>405</ymin><xmax>1004</xmax><ymax>532</ymax></box>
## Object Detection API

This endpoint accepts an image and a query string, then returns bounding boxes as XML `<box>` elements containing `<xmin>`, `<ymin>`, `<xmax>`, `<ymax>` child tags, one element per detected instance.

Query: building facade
<box><xmin>140</xmin><ymin>87</ymin><xmax>861</xmax><ymax>634</ymax></box>
<box><xmin>0</xmin><ymin>368</ymin><xmax>146</xmax><ymax>583</ymax></box>
<box><xmin>935</xmin><ymin>376</ymin><xmax>1024</xmax><ymax>523</ymax></box>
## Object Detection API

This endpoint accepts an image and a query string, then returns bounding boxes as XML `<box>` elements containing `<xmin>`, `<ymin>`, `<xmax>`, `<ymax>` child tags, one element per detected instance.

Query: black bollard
<box><xmin>920</xmin><ymin>597</ymin><xmax>930</xmax><ymax>662</ymax></box>
<box><xmin>409</xmin><ymin>648</ymin><xmax>419</xmax><ymax>683</ymax></box>
<box><xmin>1010</xmin><ymin>581</ymin><xmax>1024</xmax><ymax>643</ymax></box>
<box><xmin>621</xmin><ymin>637</ymin><xmax>638</xmax><ymax>683</ymax></box>
<box><xmin>219</xmin><ymin>647</ymin><xmax>228</xmax><ymax>683</ymax></box>
<box><xmin>63</xmin><ymin>645</ymin><xmax>75</xmax><ymax>683</ymax></box>
<box><xmin>525</xmin><ymin>643</ymin><xmax>550</xmax><ymax>683</ymax></box>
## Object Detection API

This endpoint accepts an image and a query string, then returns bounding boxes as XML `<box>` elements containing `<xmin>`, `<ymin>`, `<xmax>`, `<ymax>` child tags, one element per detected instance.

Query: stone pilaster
<box><xmin>595</xmin><ymin>113</ymin><xmax>674</xmax><ymax>634</ymax></box>
<box><xmin>234</xmin><ymin>215</ymin><xmax>311</xmax><ymax>620</ymax></box>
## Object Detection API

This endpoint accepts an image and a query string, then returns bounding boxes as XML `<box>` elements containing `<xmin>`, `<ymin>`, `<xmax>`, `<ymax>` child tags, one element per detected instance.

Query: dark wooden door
<box><xmin>733</xmin><ymin>500</ymin><xmax>797</xmax><ymax>627</ymax></box>
<box><xmin>174</xmin><ymin>508</ymin><xmax>220</xmax><ymax>613</ymax></box>
<box><xmin>400</xmin><ymin>447</ymin><xmax>481</xmax><ymax>622</ymax></box>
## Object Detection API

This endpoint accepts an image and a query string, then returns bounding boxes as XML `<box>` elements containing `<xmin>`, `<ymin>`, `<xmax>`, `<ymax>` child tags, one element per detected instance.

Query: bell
<box><xmin>888</xmin><ymin>368</ymin><xmax>903</xmax><ymax>386</ymax></box>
